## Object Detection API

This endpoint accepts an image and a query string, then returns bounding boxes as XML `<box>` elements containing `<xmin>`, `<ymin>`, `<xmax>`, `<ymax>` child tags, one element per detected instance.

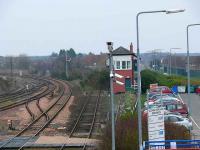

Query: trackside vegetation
<box><xmin>69</xmin><ymin>68</ymin><xmax>192</xmax><ymax>149</ymax></box>
<box><xmin>141</xmin><ymin>69</ymin><xmax>200</xmax><ymax>93</ymax></box>
<box><xmin>80</xmin><ymin>69</ymin><xmax>109</xmax><ymax>90</ymax></box>
<box><xmin>100</xmin><ymin>107</ymin><xmax>191</xmax><ymax>150</ymax></box>
<box><xmin>99</xmin><ymin>70</ymin><xmax>192</xmax><ymax>150</ymax></box>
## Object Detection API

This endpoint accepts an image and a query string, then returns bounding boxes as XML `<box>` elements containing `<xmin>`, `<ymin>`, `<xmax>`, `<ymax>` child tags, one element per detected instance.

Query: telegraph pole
<box><xmin>65</xmin><ymin>53</ymin><xmax>69</xmax><ymax>79</ymax></box>
<box><xmin>65</xmin><ymin>51</ymin><xmax>71</xmax><ymax>79</ymax></box>
<box><xmin>10</xmin><ymin>57</ymin><xmax>13</xmax><ymax>77</ymax></box>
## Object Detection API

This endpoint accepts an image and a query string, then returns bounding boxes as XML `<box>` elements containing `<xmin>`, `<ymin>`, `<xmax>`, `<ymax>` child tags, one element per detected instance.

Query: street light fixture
<box><xmin>152</xmin><ymin>49</ymin><xmax>163</xmax><ymax>71</ymax></box>
<box><xmin>107</xmin><ymin>42</ymin><xmax>115</xmax><ymax>150</ymax></box>
<box><xmin>136</xmin><ymin>9</ymin><xmax>185</xmax><ymax>150</ymax></box>
<box><xmin>186</xmin><ymin>24</ymin><xmax>200</xmax><ymax>118</ymax></box>
<box><xmin>166</xmin><ymin>9</ymin><xmax>185</xmax><ymax>14</ymax></box>
<box><xmin>107</xmin><ymin>42</ymin><xmax>113</xmax><ymax>52</ymax></box>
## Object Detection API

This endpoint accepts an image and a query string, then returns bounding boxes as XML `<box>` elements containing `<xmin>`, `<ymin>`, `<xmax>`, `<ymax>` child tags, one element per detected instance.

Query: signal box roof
<box><xmin>112</xmin><ymin>46</ymin><xmax>136</xmax><ymax>56</ymax></box>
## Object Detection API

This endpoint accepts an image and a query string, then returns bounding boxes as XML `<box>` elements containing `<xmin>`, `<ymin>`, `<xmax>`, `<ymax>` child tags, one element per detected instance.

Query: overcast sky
<box><xmin>0</xmin><ymin>0</ymin><xmax>200</xmax><ymax>56</ymax></box>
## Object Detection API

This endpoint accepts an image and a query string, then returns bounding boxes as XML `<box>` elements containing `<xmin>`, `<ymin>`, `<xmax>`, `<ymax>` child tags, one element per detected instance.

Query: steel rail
<box><xmin>69</xmin><ymin>92</ymin><xmax>93</xmax><ymax>137</ymax></box>
<box><xmin>25</xmin><ymin>83</ymin><xmax>51</xmax><ymax>121</ymax></box>
<box><xmin>0</xmin><ymin>78</ymin><xmax>46</xmax><ymax>102</ymax></box>
<box><xmin>88</xmin><ymin>90</ymin><xmax>101</xmax><ymax>138</ymax></box>
<box><xmin>0</xmin><ymin>78</ymin><xmax>63</xmax><ymax>149</ymax></box>
<box><xmin>0</xmin><ymin>80</ymin><xmax>45</xmax><ymax>100</ymax></box>
<box><xmin>0</xmin><ymin>87</ymin><xmax>26</xmax><ymax>98</ymax></box>
<box><xmin>25</xmin><ymin>100</ymin><xmax>35</xmax><ymax>121</ymax></box>
<box><xmin>24</xmin><ymin>81</ymin><xmax>49</xmax><ymax>122</ymax></box>
<box><xmin>0</xmin><ymin>81</ymin><xmax>55</xmax><ymax>111</ymax></box>
<box><xmin>59</xmin><ymin>144</ymin><xmax>86</xmax><ymax>150</ymax></box>
<box><xmin>0</xmin><ymin>84</ymin><xmax>37</xmax><ymax>102</ymax></box>
<box><xmin>69</xmin><ymin>90</ymin><xmax>101</xmax><ymax>139</ymax></box>
<box><xmin>17</xmin><ymin>80</ymin><xmax>72</xmax><ymax>150</ymax></box>
<box><xmin>36</xmin><ymin>98</ymin><xmax>49</xmax><ymax>120</ymax></box>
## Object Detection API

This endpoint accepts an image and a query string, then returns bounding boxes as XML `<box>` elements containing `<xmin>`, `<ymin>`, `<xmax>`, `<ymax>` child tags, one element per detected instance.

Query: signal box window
<box><xmin>127</xmin><ymin>61</ymin><xmax>131</xmax><ymax>69</ymax></box>
<box><xmin>122</xmin><ymin>61</ymin><xmax>126</xmax><ymax>69</ymax></box>
<box><xmin>116</xmin><ymin>61</ymin><xmax>120</xmax><ymax>69</ymax></box>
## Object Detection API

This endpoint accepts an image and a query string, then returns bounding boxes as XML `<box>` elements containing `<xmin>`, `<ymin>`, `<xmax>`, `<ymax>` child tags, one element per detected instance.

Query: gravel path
<box><xmin>35</xmin><ymin>135</ymin><xmax>100</xmax><ymax>145</ymax></box>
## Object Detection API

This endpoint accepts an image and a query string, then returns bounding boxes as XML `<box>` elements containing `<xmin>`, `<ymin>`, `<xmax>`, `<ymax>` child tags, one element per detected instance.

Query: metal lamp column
<box><xmin>136</xmin><ymin>9</ymin><xmax>185</xmax><ymax>150</ymax></box>
<box><xmin>169</xmin><ymin>48</ymin><xmax>181</xmax><ymax>75</ymax></box>
<box><xmin>107</xmin><ymin>42</ymin><xmax>115</xmax><ymax>150</ymax></box>
<box><xmin>186</xmin><ymin>24</ymin><xmax>200</xmax><ymax>117</ymax></box>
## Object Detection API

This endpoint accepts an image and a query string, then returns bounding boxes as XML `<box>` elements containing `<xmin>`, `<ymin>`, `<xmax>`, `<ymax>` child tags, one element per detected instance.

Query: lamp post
<box><xmin>107</xmin><ymin>42</ymin><xmax>115</xmax><ymax>150</ymax></box>
<box><xmin>153</xmin><ymin>49</ymin><xmax>163</xmax><ymax>71</ymax></box>
<box><xmin>175</xmin><ymin>52</ymin><xmax>177</xmax><ymax>75</ymax></box>
<box><xmin>136</xmin><ymin>9</ymin><xmax>185</xmax><ymax>150</ymax></box>
<box><xmin>170</xmin><ymin>48</ymin><xmax>181</xmax><ymax>75</ymax></box>
<box><xmin>187</xmin><ymin>24</ymin><xmax>200</xmax><ymax>117</ymax></box>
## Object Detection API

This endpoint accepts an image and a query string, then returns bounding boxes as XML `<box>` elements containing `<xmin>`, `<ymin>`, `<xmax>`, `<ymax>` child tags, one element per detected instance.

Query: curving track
<box><xmin>0</xmin><ymin>78</ymin><xmax>72</xmax><ymax>150</ymax></box>
<box><xmin>0</xmin><ymin>77</ymin><xmax>56</xmax><ymax>111</ymax></box>
<box><xmin>0</xmin><ymin>76</ymin><xmax>102</xmax><ymax>150</ymax></box>
<box><xmin>0</xmin><ymin>77</ymin><xmax>44</xmax><ymax>101</ymax></box>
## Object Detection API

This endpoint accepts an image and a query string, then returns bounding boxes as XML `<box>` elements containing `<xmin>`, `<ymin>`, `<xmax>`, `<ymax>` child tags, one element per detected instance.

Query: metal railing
<box><xmin>143</xmin><ymin>139</ymin><xmax>200</xmax><ymax>150</ymax></box>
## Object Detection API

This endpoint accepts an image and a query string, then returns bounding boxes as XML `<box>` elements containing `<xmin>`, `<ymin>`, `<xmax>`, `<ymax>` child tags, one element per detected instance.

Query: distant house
<box><xmin>111</xmin><ymin>43</ymin><xmax>137</xmax><ymax>94</ymax></box>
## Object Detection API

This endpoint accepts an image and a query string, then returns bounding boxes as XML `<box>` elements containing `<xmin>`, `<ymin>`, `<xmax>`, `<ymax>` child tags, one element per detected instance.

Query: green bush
<box><xmin>80</xmin><ymin>69</ymin><xmax>109</xmax><ymax>90</ymax></box>
<box><xmin>141</xmin><ymin>69</ymin><xmax>200</xmax><ymax>93</ymax></box>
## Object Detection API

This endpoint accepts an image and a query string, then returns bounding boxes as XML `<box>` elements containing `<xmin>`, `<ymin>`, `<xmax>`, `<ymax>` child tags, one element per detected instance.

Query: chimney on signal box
<box><xmin>130</xmin><ymin>42</ymin><xmax>133</xmax><ymax>53</ymax></box>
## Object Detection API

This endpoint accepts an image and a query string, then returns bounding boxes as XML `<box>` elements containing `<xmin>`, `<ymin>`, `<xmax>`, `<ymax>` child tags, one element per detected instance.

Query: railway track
<box><xmin>36</xmin><ymin>98</ymin><xmax>49</xmax><ymax>120</ymax></box>
<box><xmin>0</xmin><ymin>82</ymin><xmax>40</xmax><ymax>102</ymax></box>
<box><xmin>24</xmin><ymin>80</ymin><xmax>54</xmax><ymax>121</ymax></box>
<box><xmin>25</xmin><ymin>100</ymin><xmax>35</xmax><ymax>121</ymax></box>
<box><xmin>0</xmin><ymin>78</ymin><xmax>56</xmax><ymax>111</ymax></box>
<box><xmin>0</xmin><ymin>77</ymin><xmax>100</xmax><ymax>150</ymax></box>
<box><xmin>0</xmin><ymin>76</ymin><xmax>31</xmax><ymax>98</ymax></box>
<box><xmin>0</xmin><ymin>78</ymin><xmax>72</xmax><ymax>150</ymax></box>
<box><xmin>69</xmin><ymin>90</ymin><xmax>101</xmax><ymax>138</ymax></box>
<box><xmin>0</xmin><ymin>77</ymin><xmax>42</xmax><ymax>100</ymax></box>
<box><xmin>0</xmin><ymin>87</ymin><xmax>26</xmax><ymax>98</ymax></box>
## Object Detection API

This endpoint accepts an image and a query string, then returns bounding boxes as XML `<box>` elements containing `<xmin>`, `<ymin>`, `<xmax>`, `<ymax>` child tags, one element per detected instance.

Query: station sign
<box><xmin>148</xmin><ymin>107</ymin><xmax>165</xmax><ymax>149</ymax></box>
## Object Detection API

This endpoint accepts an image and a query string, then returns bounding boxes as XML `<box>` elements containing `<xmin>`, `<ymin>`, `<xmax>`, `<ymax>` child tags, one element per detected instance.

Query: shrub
<box><xmin>165</xmin><ymin>122</ymin><xmax>190</xmax><ymax>140</ymax></box>
<box><xmin>80</xmin><ymin>69</ymin><xmax>109</xmax><ymax>90</ymax></box>
<box><xmin>141</xmin><ymin>69</ymin><xmax>200</xmax><ymax>93</ymax></box>
<box><xmin>99</xmin><ymin>115</ymin><xmax>190</xmax><ymax>150</ymax></box>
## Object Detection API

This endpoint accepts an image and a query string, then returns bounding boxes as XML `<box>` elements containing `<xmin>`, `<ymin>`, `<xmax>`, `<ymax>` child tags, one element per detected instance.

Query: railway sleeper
<box><xmin>78</xmin><ymin>119</ymin><xmax>93</xmax><ymax>123</ymax></box>
<box><xmin>73</xmin><ymin>131</ymin><xmax>101</xmax><ymax>137</ymax></box>
<box><xmin>81</xmin><ymin>113</ymin><xmax>101</xmax><ymax>116</ymax></box>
